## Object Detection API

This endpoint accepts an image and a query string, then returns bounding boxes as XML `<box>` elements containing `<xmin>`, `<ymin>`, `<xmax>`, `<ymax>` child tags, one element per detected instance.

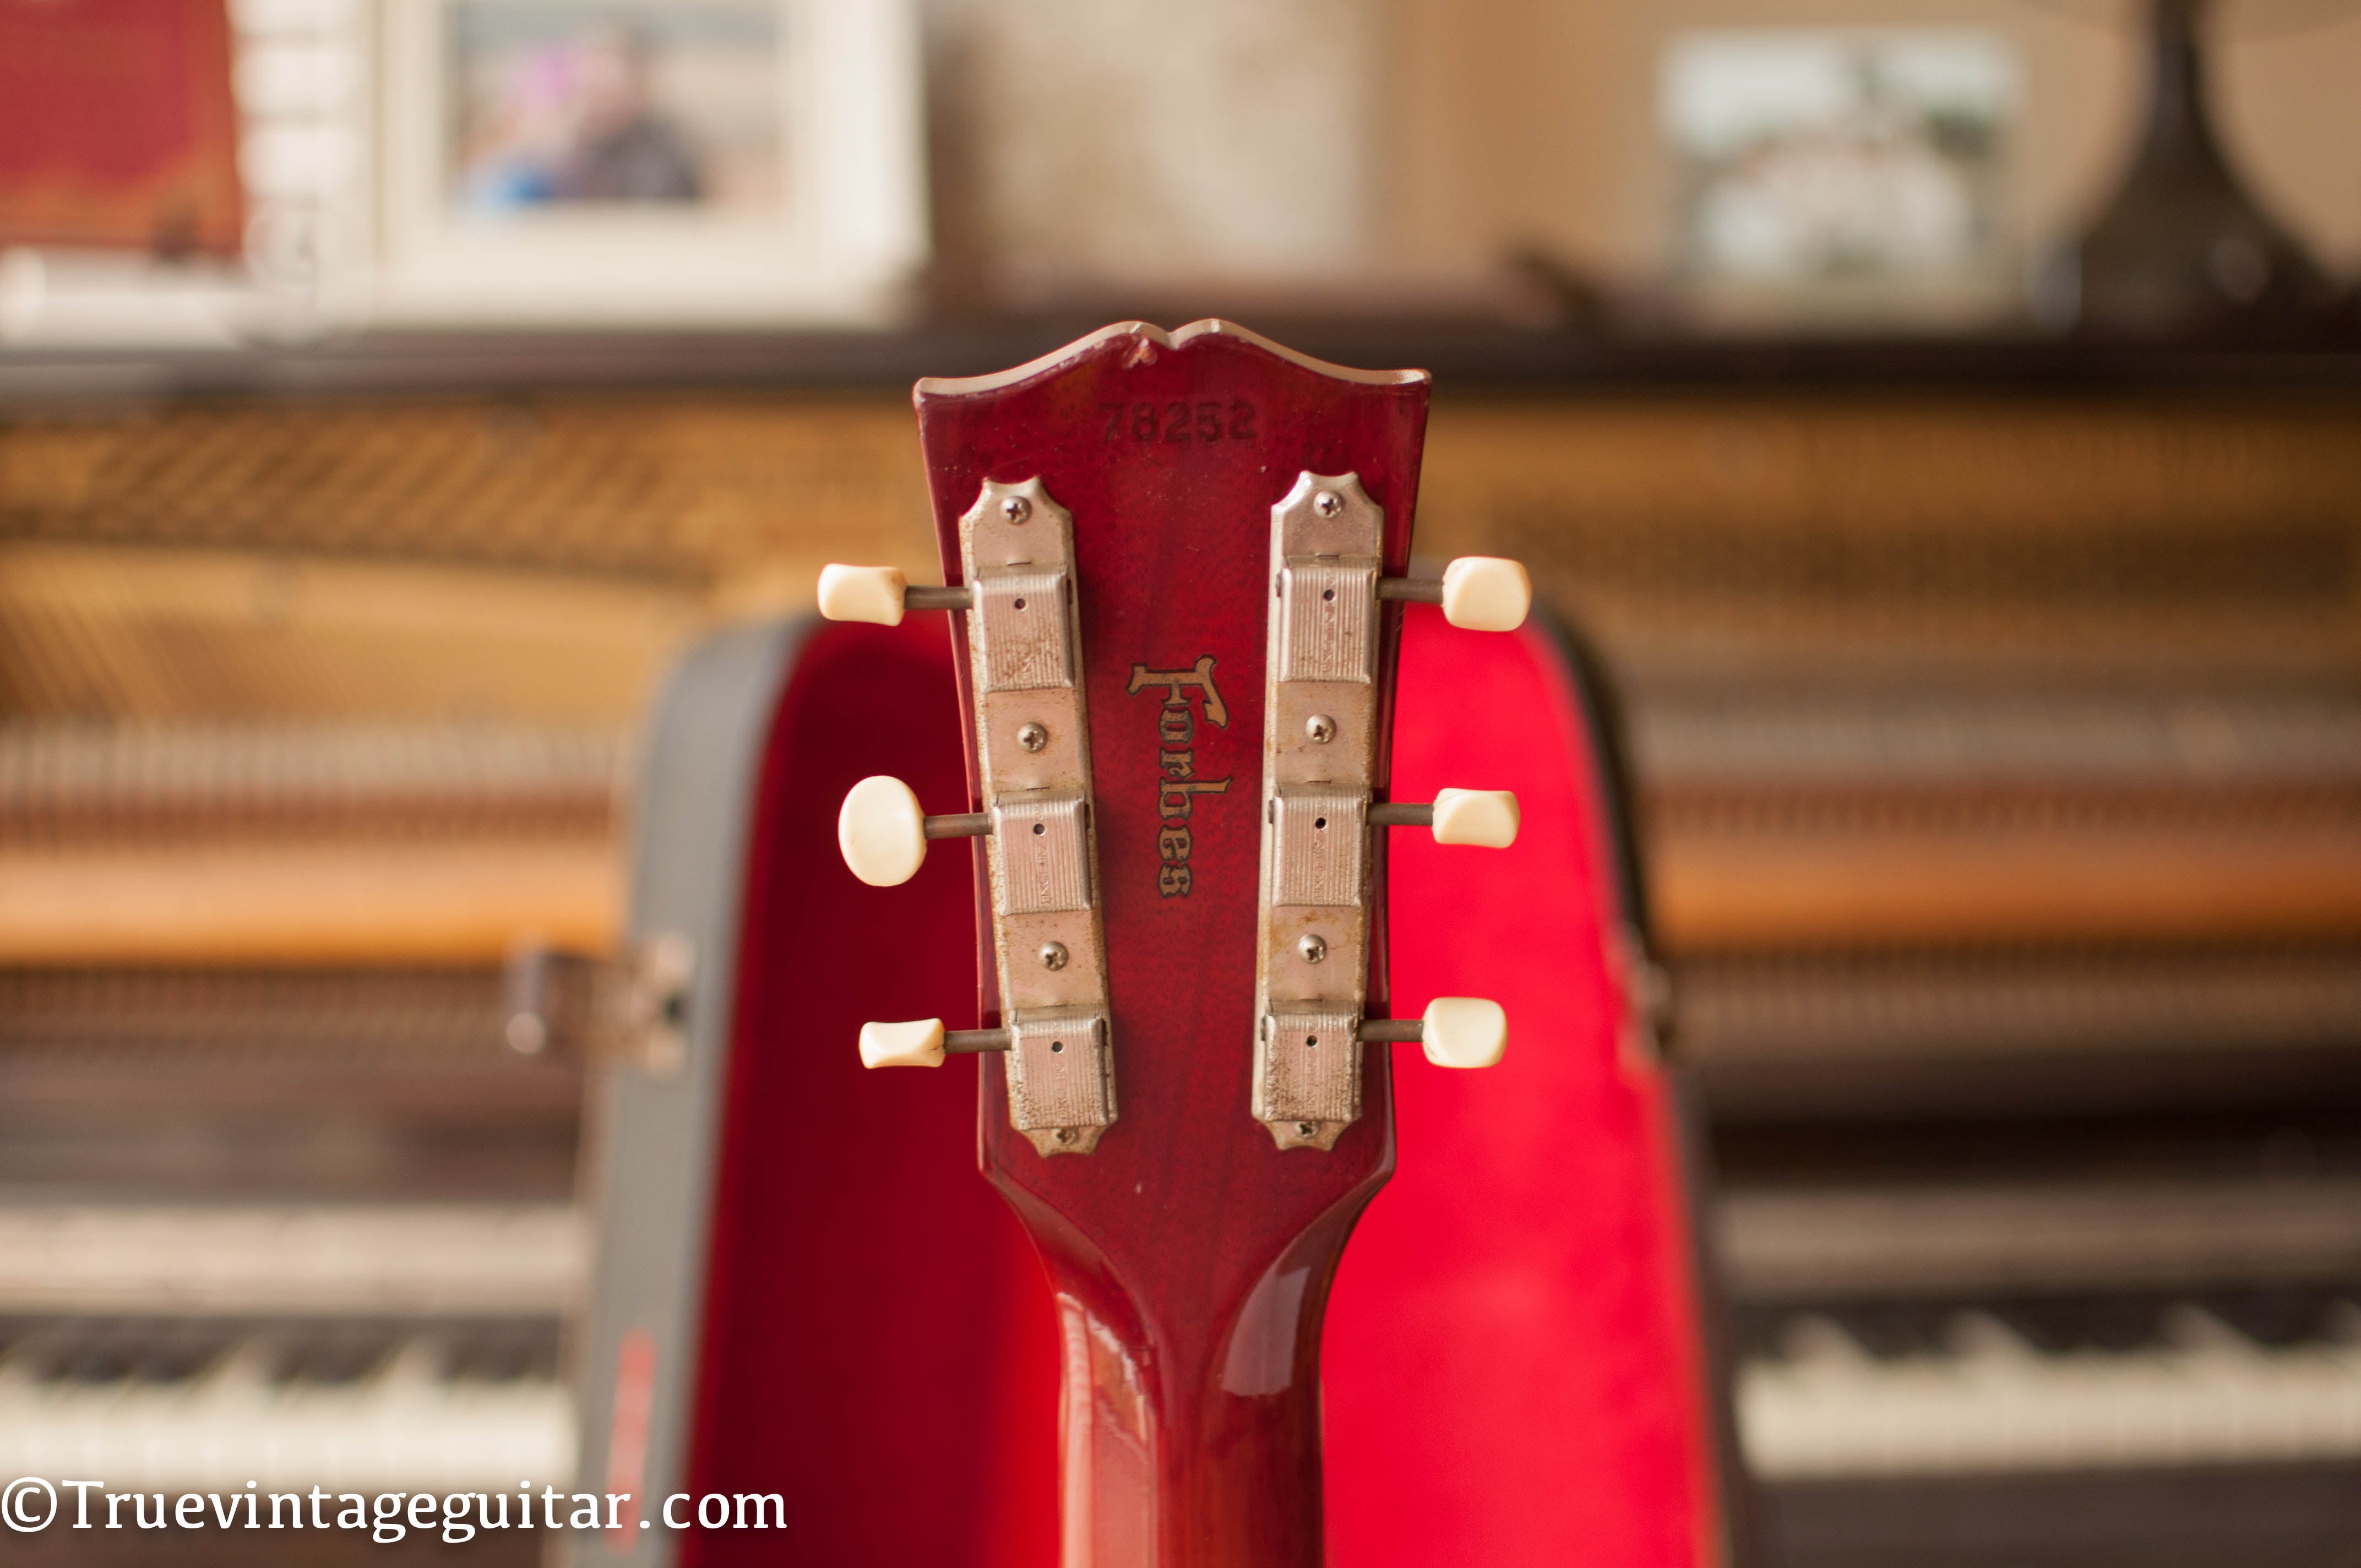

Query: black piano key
<box><xmin>1988</xmin><ymin>1294</ymin><xmax>2165</xmax><ymax>1354</ymax></box>
<box><xmin>1827</xmin><ymin>1302</ymin><xmax>1945</xmax><ymax>1359</ymax></box>
<box><xmin>2198</xmin><ymin>1284</ymin><xmax>2353</xmax><ymax>1349</ymax></box>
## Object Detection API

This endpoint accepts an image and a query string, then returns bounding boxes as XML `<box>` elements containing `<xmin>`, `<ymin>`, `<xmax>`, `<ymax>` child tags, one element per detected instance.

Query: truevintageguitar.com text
<box><xmin>2</xmin><ymin>1476</ymin><xmax>783</xmax><ymax>1542</ymax></box>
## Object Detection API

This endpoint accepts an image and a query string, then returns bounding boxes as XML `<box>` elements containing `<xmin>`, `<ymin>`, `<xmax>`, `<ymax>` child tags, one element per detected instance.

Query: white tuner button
<box><xmin>1439</xmin><ymin>557</ymin><xmax>1531</xmax><ymax>633</ymax></box>
<box><xmin>1430</xmin><ymin>788</ymin><xmax>1520</xmax><ymax>848</ymax></box>
<box><xmin>859</xmin><ymin>1018</ymin><xmax>946</xmax><ymax>1069</ymax></box>
<box><xmin>1421</xmin><ymin>998</ymin><xmax>1507</xmax><ymax>1069</ymax></box>
<box><xmin>818</xmin><ymin>564</ymin><xmax>909</xmax><ymax>625</ymax></box>
<box><xmin>838</xmin><ymin>775</ymin><xmax>928</xmax><ymax>886</ymax></box>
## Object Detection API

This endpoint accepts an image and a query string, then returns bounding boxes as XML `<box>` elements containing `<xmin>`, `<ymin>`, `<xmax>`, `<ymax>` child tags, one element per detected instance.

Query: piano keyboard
<box><xmin>0</xmin><ymin>1318</ymin><xmax>571</xmax><ymax>1490</ymax></box>
<box><xmin>0</xmin><ymin>1205</ymin><xmax>580</xmax><ymax>1489</ymax></box>
<box><xmin>1739</xmin><ymin>1287</ymin><xmax>2361</xmax><ymax>1479</ymax></box>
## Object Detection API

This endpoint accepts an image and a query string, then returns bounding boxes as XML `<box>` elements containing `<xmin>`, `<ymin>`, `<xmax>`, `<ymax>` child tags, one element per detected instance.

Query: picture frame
<box><xmin>374</xmin><ymin>0</ymin><xmax>926</xmax><ymax>326</ymax></box>
<box><xmin>1658</xmin><ymin>28</ymin><xmax>2024</xmax><ymax>333</ymax></box>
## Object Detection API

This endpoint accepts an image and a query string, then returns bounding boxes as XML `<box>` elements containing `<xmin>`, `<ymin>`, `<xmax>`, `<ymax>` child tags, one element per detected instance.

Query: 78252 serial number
<box><xmin>1103</xmin><ymin>400</ymin><xmax>1258</xmax><ymax>444</ymax></box>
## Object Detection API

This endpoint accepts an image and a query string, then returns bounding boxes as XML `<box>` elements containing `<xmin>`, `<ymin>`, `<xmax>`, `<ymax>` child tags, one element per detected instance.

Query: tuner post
<box><xmin>817</xmin><ymin>563</ymin><xmax>975</xmax><ymax>626</ymax></box>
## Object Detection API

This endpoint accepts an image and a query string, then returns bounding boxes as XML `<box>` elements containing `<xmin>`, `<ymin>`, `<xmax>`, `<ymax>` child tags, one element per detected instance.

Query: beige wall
<box><xmin>1384</xmin><ymin>0</ymin><xmax>2125</xmax><ymax>283</ymax></box>
<box><xmin>931</xmin><ymin>0</ymin><xmax>2361</xmax><ymax>296</ymax></box>
<box><xmin>1386</xmin><ymin>0</ymin><xmax>2361</xmax><ymax>282</ymax></box>
<box><xmin>2221</xmin><ymin>9</ymin><xmax>2361</xmax><ymax>267</ymax></box>
<box><xmin>926</xmin><ymin>0</ymin><xmax>1387</xmax><ymax>297</ymax></box>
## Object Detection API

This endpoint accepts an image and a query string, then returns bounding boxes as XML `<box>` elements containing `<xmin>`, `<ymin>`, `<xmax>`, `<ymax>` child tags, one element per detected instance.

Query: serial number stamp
<box><xmin>1102</xmin><ymin>400</ymin><xmax>1259</xmax><ymax>445</ymax></box>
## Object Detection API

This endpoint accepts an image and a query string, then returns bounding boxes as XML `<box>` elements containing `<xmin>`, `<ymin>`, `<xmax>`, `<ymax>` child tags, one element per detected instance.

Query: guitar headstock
<box><xmin>818</xmin><ymin>321</ymin><xmax>1532</xmax><ymax>1560</ymax></box>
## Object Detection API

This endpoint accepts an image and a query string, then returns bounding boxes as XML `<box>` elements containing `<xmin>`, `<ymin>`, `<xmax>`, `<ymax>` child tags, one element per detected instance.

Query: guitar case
<box><xmin>569</xmin><ymin>604</ymin><xmax>1751</xmax><ymax>1567</ymax></box>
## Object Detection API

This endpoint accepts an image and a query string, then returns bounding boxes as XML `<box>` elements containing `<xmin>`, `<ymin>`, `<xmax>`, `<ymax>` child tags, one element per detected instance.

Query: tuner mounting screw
<box><xmin>1000</xmin><ymin>495</ymin><xmax>1032</xmax><ymax>524</ymax></box>
<box><xmin>1298</xmin><ymin>933</ymin><xmax>1327</xmax><ymax>964</ymax></box>
<box><xmin>1295</xmin><ymin>1121</ymin><xmax>1316</xmax><ymax>1136</ymax></box>
<box><xmin>1039</xmin><ymin>941</ymin><xmax>1069</xmax><ymax>970</ymax></box>
<box><xmin>1305</xmin><ymin>713</ymin><xmax>1336</xmax><ymax>744</ymax></box>
<box><xmin>1313</xmin><ymin>490</ymin><xmax>1343</xmax><ymax>518</ymax></box>
<box><xmin>1016</xmin><ymin>721</ymin><xmax>1048</xmax><ymax>753</ymax></box>
<box><xmin>1055</xmin><ymin>1128</ymin><xmax>1075</xmax><ymax>1144</ymax></box>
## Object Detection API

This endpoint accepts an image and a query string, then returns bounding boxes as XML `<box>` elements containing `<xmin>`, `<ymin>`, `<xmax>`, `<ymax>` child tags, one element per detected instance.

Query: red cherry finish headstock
<box><xmin>819</xmin><ymin>322</ymin><xmax>1532</xmax><ymax>1566</ymax></box>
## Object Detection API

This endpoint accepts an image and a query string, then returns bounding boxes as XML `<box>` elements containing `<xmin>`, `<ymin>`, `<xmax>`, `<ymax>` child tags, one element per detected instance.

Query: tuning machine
<box><xmin>856</xmin><ymin>1018</ymin><xmax>1013</xmax><ymax>1069</ymax></box>
<box><xmin>1358</xmin><ymin>998</ymin><xmax>1509</xmax><ymax>1069</ymax></box>
<box><xmin>816</xmin><ymin>564</ymin><xmax>973</xmax><ymax>625</ymax></box>
<box><xmin>1370</xmin><ymin>788</ymin><xmax>1520</xmax><ymax>848</ymax></box>
<box><xmin>1375</xmin><ymin>555</ymin><xmax>1532</xmax><ymax>633</ymax></box>
<box><xmin>1253</xmin><ymin>471</ymin><xmax>1526</xmax><ymax>1149</ymax></box>
<box><xmin>835</xmin><ymin>775</ymin><xmax>986</xmax><ymax>888</ymax></box>
<box><xmin>822</xmin><ymin>478</ymin><xmax>1118</xmax><ymax>1157</ymax></box>
<box><xmin>815</xmin><ymin>483</ymin><xmax>1077</xmax><ymax>628</ymax></box>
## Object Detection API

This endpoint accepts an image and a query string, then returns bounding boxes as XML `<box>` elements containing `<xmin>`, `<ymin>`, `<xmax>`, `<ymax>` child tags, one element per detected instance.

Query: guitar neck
<box><xmin>1027</xmin><ymin>1167</ymin><xmax>1381</xmax><ymax>1564</ymax></box>
<box><xmin>930</xmin><ymin>325</ymin><xmax>1421</xmax><ymax>1564</ymax></box>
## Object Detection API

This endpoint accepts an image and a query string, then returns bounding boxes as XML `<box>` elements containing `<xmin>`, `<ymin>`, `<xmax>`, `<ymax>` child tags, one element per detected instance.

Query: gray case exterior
<box><xmin>564</xmin><ymin>618</ymin><xmax>809</xmax><ymax>1567</ymax></box>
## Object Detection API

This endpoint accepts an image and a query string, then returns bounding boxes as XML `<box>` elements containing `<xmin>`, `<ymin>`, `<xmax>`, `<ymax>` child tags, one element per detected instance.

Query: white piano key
<box><xmin>0</xmin><ymin>1336</ymin><xmax>573</xmax><ymax>1491</ymax></box>
<box><xmin>1741</xmin><ymin>1305</ymin><xmax>2361</xmax><ymax>1479</ymax></box>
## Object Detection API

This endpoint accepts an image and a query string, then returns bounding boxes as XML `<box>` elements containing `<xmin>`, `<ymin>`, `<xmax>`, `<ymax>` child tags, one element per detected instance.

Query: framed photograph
<box><xmin>1661</xmin><ymin>30</ymin><xmax>2022</xmax><ymax>330</ymax></box>
<box><xmin>377</xmin><ymin>0</ymin><xmax>925</xmax><ymax>325</ymax></box>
